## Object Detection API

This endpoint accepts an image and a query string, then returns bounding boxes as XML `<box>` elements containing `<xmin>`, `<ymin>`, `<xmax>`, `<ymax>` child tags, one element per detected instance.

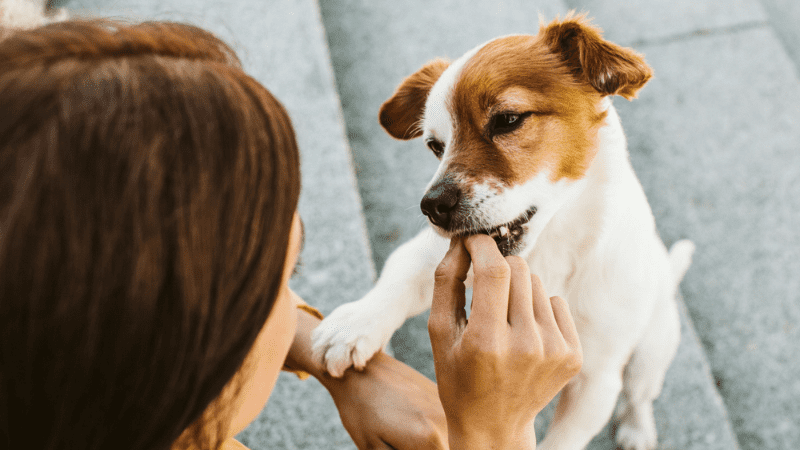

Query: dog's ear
<box><xmin>379</xmin><ymin>58</ymin><xmax>450</xmax><ymax>140</ymax></box>
<box><xmin>540</xmin><ymin>13</ymin><xmax>652</xmax><ymax>99</ymax></box>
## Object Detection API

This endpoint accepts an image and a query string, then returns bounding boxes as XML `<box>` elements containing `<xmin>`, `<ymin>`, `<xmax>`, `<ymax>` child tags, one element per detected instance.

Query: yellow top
<box><xmin>281</xmin><ymin>299</ymin><xmax>324</xmax><ymax>379</ymax></box>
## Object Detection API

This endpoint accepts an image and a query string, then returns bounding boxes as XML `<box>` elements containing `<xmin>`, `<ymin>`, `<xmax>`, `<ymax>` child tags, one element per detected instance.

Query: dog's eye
<box><xmin>490</xmin><ymin>112</ymin><xmax>530</xmax><ymax>136</ymax></box>
<box><xmin>426</xmin><ymin>138</ymin><xmax>445</xmax><ymax>157</ymax></box>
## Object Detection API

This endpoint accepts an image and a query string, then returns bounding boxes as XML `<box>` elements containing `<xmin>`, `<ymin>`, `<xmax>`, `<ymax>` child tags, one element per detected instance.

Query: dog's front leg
<box><xmin>311</xmin><ymin>227</ymin><xmax>448</xmax><ymax>377</ymax></box>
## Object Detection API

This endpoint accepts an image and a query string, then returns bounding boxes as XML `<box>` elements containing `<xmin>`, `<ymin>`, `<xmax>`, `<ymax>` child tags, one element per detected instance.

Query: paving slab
<box><xmin>319</xmin><ymin>1</ymin><xmax>740</xmax><ymax>448</ymax></box>
<box><xmin>758</xmin><ymin>0</ymin><xmax>800</xmax><ymax>75</ymax></box>
<box><xmin>614</xmin><ymin>25</ymin><xmax>800</xmax><ymax>450</ymax></box>
<box><xmin>63</xmin><ymin>0</ymin><xmax>374</xmax><ymax>448</ymax></box>
<box><xmin>564</xmin><ymin>0</ymin><xmax>767</xmax><ymax>47</ymax></box>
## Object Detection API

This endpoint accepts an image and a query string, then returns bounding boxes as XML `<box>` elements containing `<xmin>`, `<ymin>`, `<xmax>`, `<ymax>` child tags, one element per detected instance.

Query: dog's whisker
<box><xmin>400</xmin><ymin>117</ymin><xmax>424</xmax><ymax>141</ymax></box>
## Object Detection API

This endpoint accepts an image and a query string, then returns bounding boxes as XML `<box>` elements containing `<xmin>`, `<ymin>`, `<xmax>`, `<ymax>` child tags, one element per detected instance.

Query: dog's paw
<box><xmin>311</xmin><ymin>300</ymin><xmax>395</xmax><ymax>378</ymax></box>
<box><xmin>615</xmin><ymin>420</ymin><xmax>657</xmax><ymax>450</ymax></box>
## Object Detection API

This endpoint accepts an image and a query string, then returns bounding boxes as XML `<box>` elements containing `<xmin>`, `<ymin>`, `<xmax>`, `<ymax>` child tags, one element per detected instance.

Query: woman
<box><xmin>0</xmin><ymin>20</ymin><xmax>581</xmax><ymax>450</ymax></box>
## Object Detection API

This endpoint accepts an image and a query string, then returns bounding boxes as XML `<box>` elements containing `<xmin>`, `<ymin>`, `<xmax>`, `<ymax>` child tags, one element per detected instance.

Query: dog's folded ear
<box><xmin>541</xmin><ymin>13</ymin><xmax>652</xmax><ymax>100</ymax></box>
<box><xmin>379</xmin><ymin>58</ymin><xmax>450</xmax><ymax>140</ymax></box>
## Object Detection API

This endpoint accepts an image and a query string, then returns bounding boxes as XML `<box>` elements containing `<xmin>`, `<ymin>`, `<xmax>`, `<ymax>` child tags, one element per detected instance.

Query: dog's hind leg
<box><xmin>615</xmin><ymin>240</ymin><xmax>692</xmax><ymax>450</ymax></box>
<box><xmin>614</xmin><ymin>293</ymin><xmax>680</xmax><ymax>450</ymax></box>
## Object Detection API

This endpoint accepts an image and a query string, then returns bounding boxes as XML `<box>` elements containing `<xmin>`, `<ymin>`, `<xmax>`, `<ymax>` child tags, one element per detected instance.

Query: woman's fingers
<box><xmin>431</xmin><ymin>235</ymin><xmax>580</xmax><ymax>360</ymax></box>
<box><xmin>505</xmin><ymin>256</ymin><xmax>534</xmax><ymax>328</ymax></box>
<box><xmin>430</xmin><ymin>236</ymin><xmax>584</xmax><ymax>445</ymax></box>
<box><xmin>429</xmin><ymin>238</ymin><xmax>471</xmax><ymax>350</ymax></box>
<box><xmin>464</xmin><ymin>235</ymin><xmax>511</xmax><ymax>327</ymax></box>
<box><xmin>531</xmin><ymin>274</ymin><xmax>557</xmax><ymax>328</ymax></box>
<box><xmin>549</xmin><ymin>295</ymin><xmax>582</xmax><ymax>351</ymax></box>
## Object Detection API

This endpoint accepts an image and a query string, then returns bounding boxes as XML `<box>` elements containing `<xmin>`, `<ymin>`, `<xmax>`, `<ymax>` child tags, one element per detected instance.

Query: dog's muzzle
<box><xmin>420</xmin><ymin>178</ymin><xmax>461</xmax><ymax>229</ymax></box>
<box><xmin>461</xmin><ymin>206</ymin><xmax>538</xmax><ymax>256</ymax></box>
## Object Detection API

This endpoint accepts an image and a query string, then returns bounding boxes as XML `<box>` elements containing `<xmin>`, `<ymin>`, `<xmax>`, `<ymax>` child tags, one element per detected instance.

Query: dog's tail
<box><xmin>668</xmin><ymin>239</ymin><xmax>696</xmax><ymax>286</ymax></box>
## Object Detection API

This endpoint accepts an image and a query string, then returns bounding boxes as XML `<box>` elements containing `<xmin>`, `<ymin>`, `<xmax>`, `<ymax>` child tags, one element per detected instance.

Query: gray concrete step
<box><xmin>758</xmin><ymin>0</ymin><xmax>800</xmax><ymax>75</ymax></box>
<box><xmin>318</xmin><ymin>0</ymin><xmax>743</xmax><ymax>449</ymax></box>
<box><xmin>63</xmin><ymin>0</ymin><xmax>374</xmax><ymax>448</ymax></box>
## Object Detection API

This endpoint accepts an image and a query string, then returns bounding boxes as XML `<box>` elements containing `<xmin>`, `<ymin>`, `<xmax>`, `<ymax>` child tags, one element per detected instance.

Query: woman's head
<box><xmin>0</xmin><ymin>20</ymin><xmax>300</xmax><ymax>450</ymax></box>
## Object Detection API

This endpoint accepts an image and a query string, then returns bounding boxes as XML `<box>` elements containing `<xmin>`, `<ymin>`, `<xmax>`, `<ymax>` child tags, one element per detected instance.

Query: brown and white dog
<box><xmin>312</xmin><ymin>13</ymin><xmax>695</xmax><ymax>450</ymax></box>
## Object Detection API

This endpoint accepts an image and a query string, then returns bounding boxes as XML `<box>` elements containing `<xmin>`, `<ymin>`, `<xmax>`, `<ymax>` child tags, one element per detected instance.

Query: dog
<box><xmin>312</xmin><ymin>13</ymin><xmax>694</xmax><ymax>450</ymax></box>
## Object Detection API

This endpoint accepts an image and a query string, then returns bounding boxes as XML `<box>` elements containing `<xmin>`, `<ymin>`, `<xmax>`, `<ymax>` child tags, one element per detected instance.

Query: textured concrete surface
<box><xmin>318</xmin><ymin>0</ymin><xmax>746</xmax><ymax>449</ymax></box>
<box><xmin>562</xmin><ymin>0</ymin><xmax>767</xmax><ymax>46</ymax></box>
<box><xmin>64</xmin><ymin>0</ymin><xmax>374</xmax><ymax>448</ymax></box>
<box><xmin>758</xmin><ymin>0</ymin><xmax>800</xmax><ymax>75</ymax></box>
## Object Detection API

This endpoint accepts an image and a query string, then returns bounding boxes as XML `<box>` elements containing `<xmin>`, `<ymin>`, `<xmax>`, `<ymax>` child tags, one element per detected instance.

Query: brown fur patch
<box><xmin>540</xmin><ymin>12</ymin><xmax>653</xmax><ymax>100</ymax></box>
<box><xmin>450</xmin><ymin>34</ymin><xmax>605</xmax><ymax>185</ymax></box>
<box><xmin>447</xmin><ymin>14</ymin><xmax>650</xmax><ymax>185</ymax></box>
<box><xmin>379</xmin><ymin>58</ymin><xmax>450</xmax><ymax>140</ymax></box>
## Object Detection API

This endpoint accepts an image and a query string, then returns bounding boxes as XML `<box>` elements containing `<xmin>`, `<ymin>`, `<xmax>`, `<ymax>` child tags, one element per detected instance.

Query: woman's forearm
<box><xmin>282</xmin><ymin>297</ymin><xmax>332</xmax><ymax>383</ymax></box>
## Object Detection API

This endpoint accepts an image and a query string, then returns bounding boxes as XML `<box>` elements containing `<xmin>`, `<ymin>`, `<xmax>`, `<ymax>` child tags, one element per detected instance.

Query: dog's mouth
<box><xmin>455</xmin><ymin>206</ymin><xmax>537</xmax><ymax>256</ymax></box>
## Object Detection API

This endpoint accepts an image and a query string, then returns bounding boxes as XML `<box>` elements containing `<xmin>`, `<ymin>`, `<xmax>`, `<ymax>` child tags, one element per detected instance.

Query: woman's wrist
<box><xmin>282</xmin><ymin>300</ymin><xmax>389</xmax><ymax>393</ymax></box>
<box><xmin>446</xmin><ymin>418</ymin><xmax>537</xmax><ymax>450</ymax></box>
<box><xmin>282</xmin><ymin>300</ymin><xmax>331</xmax><ymax>382</ymax></box>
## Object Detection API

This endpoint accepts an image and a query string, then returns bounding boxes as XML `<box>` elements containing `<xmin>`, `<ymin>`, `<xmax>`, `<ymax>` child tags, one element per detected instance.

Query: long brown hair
<box><xmin>0</xmin><ymin>20</ymin><xmax>301</xmax><ymax>450</ymax></box>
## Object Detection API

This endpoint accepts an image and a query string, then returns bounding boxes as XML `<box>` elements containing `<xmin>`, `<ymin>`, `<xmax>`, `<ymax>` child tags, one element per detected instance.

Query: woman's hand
<box><xmin>428</xmin><ymin>235</ymin><xmax>583</xmax><ymax>450</ymax></box>
<box><xmin>286</xmin><ymin>297</ymin><xmax>447</xmax><ymax>449</ymax></box>
<box><xmin>321</xmin><ymin>352</ymin><xmax>448</xmax><ymax>450</ymax></box>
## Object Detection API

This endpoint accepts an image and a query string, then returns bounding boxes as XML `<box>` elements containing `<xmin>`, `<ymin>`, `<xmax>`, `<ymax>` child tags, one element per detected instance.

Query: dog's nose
<box><xmin>421</xmin><ymin>179</ymin><xmax>460</xmax><ymax>229</ymax></box>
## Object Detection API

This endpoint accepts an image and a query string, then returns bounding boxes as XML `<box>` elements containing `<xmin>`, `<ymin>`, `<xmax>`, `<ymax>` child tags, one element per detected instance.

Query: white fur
<box><xmin>421</xmin><ymin>35</ymin><xmax>523</xmax><ymax>159</ymax></box>
<box><xmin>422</xmin><ymin>40</ymin><xmax>486</xmax><ymax>147</ymax></box>
<box><xmin>0</xmin><ymin>0</ymin><xmax>68</xmax><ymax>35</ymax></box>
<box><xmin>313</xmin><ymin>43</ymin><xmax>694</xmax><ymax>450</ymax></box>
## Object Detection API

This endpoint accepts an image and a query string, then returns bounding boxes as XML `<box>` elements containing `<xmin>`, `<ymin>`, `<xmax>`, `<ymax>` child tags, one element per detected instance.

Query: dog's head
<box><xmin>379</xmin><ymin>14</ymin><xmax>652</xmax><ymax>256</ymax></box>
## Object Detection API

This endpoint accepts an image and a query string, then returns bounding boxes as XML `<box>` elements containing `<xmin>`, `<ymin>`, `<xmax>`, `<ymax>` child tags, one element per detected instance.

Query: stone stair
<box><xmin>60</xmin><ymin>0</ymin><xmax>800</xmax><ymax>448</ymax></box>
